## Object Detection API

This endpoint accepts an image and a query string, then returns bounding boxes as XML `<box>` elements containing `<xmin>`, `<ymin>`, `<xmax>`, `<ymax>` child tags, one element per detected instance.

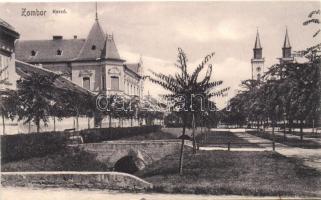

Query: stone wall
<box><xmin>77</xmin><ymin>140</ymin><xmax>182</xmax><ymax>168</ymax></box>
<box><xmin>1</xmin><ymin>172</ymin><xmax>152</xmax><ymax>190</ymax></box>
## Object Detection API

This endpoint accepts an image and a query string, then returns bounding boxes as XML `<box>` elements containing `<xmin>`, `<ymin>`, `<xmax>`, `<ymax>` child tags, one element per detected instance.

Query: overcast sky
<box><xmin>1</xmin><ymin>1</ymin><xmax>320</xmax><ymax>108</ymax></box>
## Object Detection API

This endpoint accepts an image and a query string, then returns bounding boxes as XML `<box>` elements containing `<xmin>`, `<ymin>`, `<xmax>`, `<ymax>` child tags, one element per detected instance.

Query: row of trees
<box><xmin>0</xmin><ymin>71</ymin><xmax>95</xmax><ymax>134</ymax></box>
<box><xmin>96</xmin><ymin>94</ymin><xmax>164</xmax><ymax>128</ymax></box>
<box><xmin>225</xmin><ymin>10</ymin><xmax>321</xmax><ymax>140</ymax></box>
<box><xmin>0</xmin><ymin>69</ymin><xmax>164</xmax><ymax>134</ymax></box>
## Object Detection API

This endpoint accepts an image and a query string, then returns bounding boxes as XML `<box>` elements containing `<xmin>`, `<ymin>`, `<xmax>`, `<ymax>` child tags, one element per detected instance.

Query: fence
<box><xmin>198</xmin><ymin>142</ymin><xmax>276</xmax><ymax>151</ymax></box>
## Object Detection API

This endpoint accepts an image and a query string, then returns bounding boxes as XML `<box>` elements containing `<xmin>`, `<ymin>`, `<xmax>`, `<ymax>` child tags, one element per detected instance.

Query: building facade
<box><xmin>0</xmin><ymin>19</ymin><xmax>20</xmax><ymax>91</ymax></box>
<box><xmin>251</xmin><ymin>30</ymin><xmax>264</xmax><ymax>81</ymax></box>
<box><xmin>15</xmin><ymin>16</ymin><xmax>143</xmax><ymax>99</ymax></box>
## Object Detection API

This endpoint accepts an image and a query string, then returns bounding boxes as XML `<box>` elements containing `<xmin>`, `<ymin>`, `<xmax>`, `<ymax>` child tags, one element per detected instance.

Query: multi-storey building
<box><xmin>0</xmin><ymin>19</ymin><xmax>20</xmax><ymax>91</ymax></box>
<box><xmin>15</xmin><ymin>14</ymin><xmax>143</xmax><ymax>99</ymax></box>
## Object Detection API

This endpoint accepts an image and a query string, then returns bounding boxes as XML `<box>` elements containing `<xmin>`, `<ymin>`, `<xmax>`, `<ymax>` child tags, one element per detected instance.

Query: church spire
<box><xmin>282</xmin><ymin>27</ymin><xmax>292</xmax><ymax>58</ymax></box>
<box><xmin>95</xmin><ymin>2</ymin><xmax>98</xmax><ymax>21</ymax></box>
<box><xmin>251</xmin><ymin>28</ymin><xmax>264</xmax><ymax>81</ymax></box>
<box><xmin>254</xmin><ymin>28</ymin><xmax>262</xmax><ymax>49</ymax></box>
<box><xmin>253</xmin><ymin>28</ymin><xmax>263</xmax><ymax>59</ymax></box>
<box><xmin>283</xmin><ymin>27</ymin><xmax>291</xmax><ymax>48</ymax></box>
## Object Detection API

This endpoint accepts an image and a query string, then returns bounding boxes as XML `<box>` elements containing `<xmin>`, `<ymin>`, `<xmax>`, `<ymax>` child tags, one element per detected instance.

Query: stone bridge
<box><xmin>76</xmin><ymin>140</ymin><xmax>187</xmax><ymax>173</ymax></box>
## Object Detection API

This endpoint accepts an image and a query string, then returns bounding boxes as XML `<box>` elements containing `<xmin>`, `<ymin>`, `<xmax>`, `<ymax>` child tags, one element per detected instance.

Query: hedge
<box><xmin>1</xmin><ymin>125</ymin><xmax>161</xmax><ymax>163</ymax></box>
<box><xmin>79</xmin><ymin>125</ymin><xmax>161</xmax><ymax>143</ymax></box>
<box><xmin>1</xmin><ymin>131</ymin><xmax>68</xmax><ymax>164</ymax></box>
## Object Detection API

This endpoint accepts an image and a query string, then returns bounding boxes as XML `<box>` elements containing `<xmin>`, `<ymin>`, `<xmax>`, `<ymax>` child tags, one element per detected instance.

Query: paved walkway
<box><xmin>1</xmin><ymin>187</ymin><xmax>319</xmax><ymax>200</ymax></box>
<box><xmin>234</xmin><ymin>132</ymin><xmax>321</xmax><ymax>171</ymax></box>
<box><xmin>272</xmin><ymin>131</ymin><xmax>321</xmax><ymax>145</ymax></box>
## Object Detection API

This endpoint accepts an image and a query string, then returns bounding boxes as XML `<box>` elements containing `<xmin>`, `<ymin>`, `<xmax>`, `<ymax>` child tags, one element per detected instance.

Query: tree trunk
<box><xmin>109</xmin><ymin>115</ymin><xmax>112</xmax><ymax>128</ymax></box>
<box><xmin>179</xmin><ymin>124</ymin><xmax>186</xmax><ymax>175</ymax></box>
<box><xmin>76</xmin><ymin>115</ymin><xmax>79</xmax><ymax>131</ymax></box>
<box><xmin>2</xmin><ymin>112</ymin><xmax>5</xmax><ymax>135</ymax></box>
<box><xmin>53</xmin><ymin>116</ymin><xmax>56</xmax><ymax>132</ymax></box>
<box><xmin>28</xmin><ymin>121</ymin><xmax>31</xmax><ymax>133</ymax></box>
<box><xmin>88</xmin><ymin>117</ymin><xmax>90</xmax><ymax>129</ymax></box>
<box><xmin>36</xmin><ymin>118</ymin><xmax>40</xmax><ymax>133</ymax></box>
<box><xmin>289</xmin><ymin>119</ymin><xmax>293</xmax><ymax>135</ymax></box>
<box><xmin>272</xmin><ymin>119</ymin><xmax>275</xmax><ymax>151</ymax></box>
<box><xmin>283</xmin><ymin>117</ymin><xmax>287</xmax><ymax>141</ymax></box>
<box><xmin>300</xmin><ymin>119</ymin><xmax>304</xmax><ymax>141</ymax></box>
<box><xmin>131</xmin><ymin>117</ymin><xmax>133</xmax><ymax>127</ymax></box>
<box><xmin>192</xmin><ymin>113</ymin><xmax>197</xmax><ymax>154</ymax></box>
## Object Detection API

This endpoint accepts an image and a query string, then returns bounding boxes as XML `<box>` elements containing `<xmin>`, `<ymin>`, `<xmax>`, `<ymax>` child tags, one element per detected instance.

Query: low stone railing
<box><xmin>1</xmin><ymin>171</ymin><xmax>153</xmax><ymax>191</ymax></box>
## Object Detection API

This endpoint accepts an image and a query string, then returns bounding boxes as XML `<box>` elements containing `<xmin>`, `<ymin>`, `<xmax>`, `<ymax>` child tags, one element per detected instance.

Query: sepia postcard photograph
<box><xmin>0</xmin><ymin>1</ymin><xmax>321</xmax><ymax>199</ymax></box>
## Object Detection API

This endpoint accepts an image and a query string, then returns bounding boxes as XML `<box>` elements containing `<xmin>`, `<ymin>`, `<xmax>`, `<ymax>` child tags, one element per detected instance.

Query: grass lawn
<box><xmin>247</xmin><ymin>131</ymin><xmax>321</xmax><ymax>149</ymax></box>
<box><xmin>120</xmin><ymin>130</ymin><xmax>177</xmax><ymax>140</ymax></box>
<box><xmin>1</xmin><ymin>148</ymin><xmax>110</xmax><ymax>172</ymax></box>
<box><xmin>196</xmin><ymin>131</ymin><xmax>261</xmax><ymax>148</ymax></box>
<box><xmin>289</xmin><ymin>131</ymin><xmax>321</xmax><ymax>139</ymax></box>
<box><xmin>136</xmin><ymin>150</ymin><xmax>321</xmax><ymax>196</ymax></box>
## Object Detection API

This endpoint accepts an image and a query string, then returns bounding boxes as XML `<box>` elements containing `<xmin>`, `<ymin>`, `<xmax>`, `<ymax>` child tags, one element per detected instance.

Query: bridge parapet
<box><xmin>76</xmin><ymin>140</ymin><xmax>184</xmax><ymax>169</ymax></box>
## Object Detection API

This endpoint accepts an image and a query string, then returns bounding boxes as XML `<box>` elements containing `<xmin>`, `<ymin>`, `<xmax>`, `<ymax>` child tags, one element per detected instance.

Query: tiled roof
<box><xmin>15</xmin><ymin>19</ymin><xmax>123</xmax><ymax>63</ymax></box>
<box><xmin>15</xmin><ymin>39</ymin><xmax>85</xmax><ymax>62</ymax></box>
<box><xmin>15</xmin><ymin>60</ymin><xmax>95</xmax><ymax>96</ymax></box>
<box><xmin>0</xmin><ymin>18</ymin><xmax>15</xmax><ymax>31</ymax></box>
<box><xmin>125</xmin><ymin>63</ymin><xmax>140</xmax><ymax>74</ymax></box>
<box><xmin>76</xmin><ymin>20</ymin><xmax>106</xmax><ymax>61</ymax></box>
<box><xmin>105</xmin><ymin>36</ymin><xmax>121</xmax><ymax>60</ymax></box>
<box><xmin>0</xmin><ymin>18</ymin><xmax>20</xmax><ymax>38</ymax></box>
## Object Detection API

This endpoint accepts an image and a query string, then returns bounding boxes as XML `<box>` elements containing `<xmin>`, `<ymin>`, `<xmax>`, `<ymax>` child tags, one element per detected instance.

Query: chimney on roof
<box><xmin>73</xmin><ymin>35</ymin><xmax>77</xmax><ymax>39</ymax></box>
<box><xmin>53</xmin><ymin>35</ymin><xmax>63</xmax><ymax>40</ymax></box>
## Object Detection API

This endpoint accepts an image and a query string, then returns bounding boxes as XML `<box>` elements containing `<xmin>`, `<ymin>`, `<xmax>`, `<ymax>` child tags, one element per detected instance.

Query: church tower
<box><xmin>280</xmin><ymin>27</ymin><xmax>294</xmax><ymax>64</ymax></box>
<box><xmin>251</xmin><ymin>29</ymin><xmax>264</xmax><ymax>80</ymax></box>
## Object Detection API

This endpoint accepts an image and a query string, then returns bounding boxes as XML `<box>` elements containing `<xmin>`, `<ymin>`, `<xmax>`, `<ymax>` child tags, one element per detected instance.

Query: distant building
<box><xmin>251</xmin><ymin>30</ymin><xmax>264</xmax><ymax>81</ymax></box>
<box><xmin>279</xmin><ymin>28</ymin><xmax>294</xmax><ymax>64</ymax></box>
<box><xmin>0</xmin><ymin>18</ymin><xmax>20</xmax><ymax>91</ymax></box>
<box><xmin>250</xmin><ymin>28</ymin><xmax>307</xmax><ymax>81</ymax></box>
<box><xmin>15</xmin><ymin>14</ymin><xmax>143</xmax><ymax>99</ymax></box>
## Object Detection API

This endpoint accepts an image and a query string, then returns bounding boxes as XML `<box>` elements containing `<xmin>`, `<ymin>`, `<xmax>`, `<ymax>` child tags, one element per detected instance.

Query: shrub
<box><xmin>79</xmin><ymin>125</ymin><xmax>162</xmax><ymax>143</ymax></box>
<box><xmin>1</xmin><ymin>131</ymin><xmax>67</xmax><ymax>163</ymax></box>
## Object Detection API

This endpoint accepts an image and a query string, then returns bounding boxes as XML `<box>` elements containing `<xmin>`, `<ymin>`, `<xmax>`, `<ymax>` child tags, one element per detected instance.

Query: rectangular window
<box><xmin>111</xmin><ymin>76</ymin><xmax>119</xmax><ymax>90</ymax></box>
<box><xmin>102</xmin><ymin>75</ymin><xmax>106</xmax><ymax>90</ymax></box>
<box><xmin>83</xmin><ymin>77</ymin><xmax>90</xmax><ymax>90</ymax></box>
